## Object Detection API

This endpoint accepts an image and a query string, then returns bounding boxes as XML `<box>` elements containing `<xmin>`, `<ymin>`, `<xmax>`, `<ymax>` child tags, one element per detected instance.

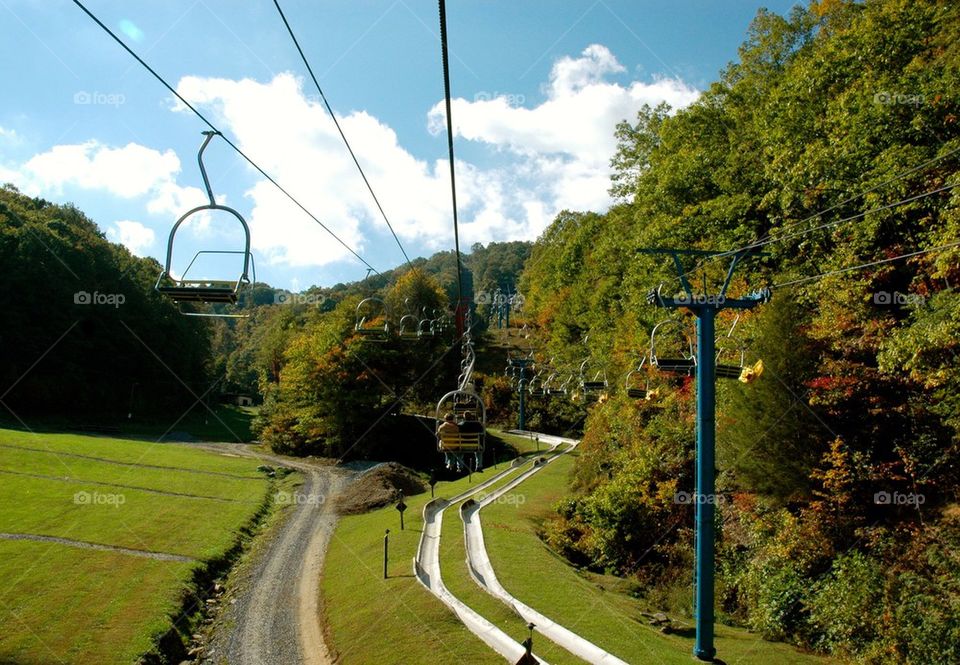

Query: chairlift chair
<box><xmin>625</xmin><ymin>356</ymin><xmax>661</xmax><ymax>401</ymax></box>
<box><xmin>579</xmin><ymin>359</ymin><xmax>609</xmax><ymax>393</ymax></box>
<box><xmin>528</xmin><ymin>370</ymin><xmax>545</xmax><ymax>397</ymax></box>
<box><xmin>398</xmin><ymin>314</ymin><xmax>420</xmax><ymax>341</ymax></box>
<box><xmin>155</xmin><ymin>131</ymin><xmax>253</xmax><ymax>311</ymax></box>
<box><xmin>650</xmin><ymin>319</ymin><xmax>697</xmax><ymax>375</ymax></box>
<box><xmin>436</xmin><ymin>389</ymin><xmax>486</xmax><ymax>472</ymax></box>
<box><xmin>355</xmin><ymin>297</ymin><xmax>390</xmax><ymax>340</ymax></box>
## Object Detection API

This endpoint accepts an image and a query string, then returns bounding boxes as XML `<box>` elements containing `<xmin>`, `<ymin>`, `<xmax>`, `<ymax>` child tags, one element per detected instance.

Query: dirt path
<box><xmin>196</xmin><ymin>445</ymin><xmax>350</xmax><ymax>665</ymax></box>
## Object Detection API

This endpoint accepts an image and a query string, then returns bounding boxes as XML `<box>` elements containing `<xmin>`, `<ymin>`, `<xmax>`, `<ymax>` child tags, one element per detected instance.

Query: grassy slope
<box><xmin>322</xmin><ymin>436</ymin><xmax>583</xmax><ymax>665</ymax></box>
<box><xmin>324</xmin><ymin>465</ymin><xmax>524</xmax><ymax>665</ymax></box>
<box><xmin>481</xmin><ymin>448</ymin><xmax>833</xmax><ymax>664</ymax></box>
<box><xmin>0</xmin><ymin>428</ymin><xmax>271</xmax><ymax>665</ymax></box>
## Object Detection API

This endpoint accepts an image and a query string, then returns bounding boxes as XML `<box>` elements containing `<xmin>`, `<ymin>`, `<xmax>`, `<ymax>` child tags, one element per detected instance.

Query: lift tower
<box><xmin>643</xmin><ymin>248</ymin><xmax>770</xmax><ymax>661</ymax></box>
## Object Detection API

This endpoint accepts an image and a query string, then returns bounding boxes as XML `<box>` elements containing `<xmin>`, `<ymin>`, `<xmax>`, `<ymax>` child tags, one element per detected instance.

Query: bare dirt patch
<box><xmin>335</xmin><ymin>462</ymin><xmax>427</xmax><ymax>514</ymax></box>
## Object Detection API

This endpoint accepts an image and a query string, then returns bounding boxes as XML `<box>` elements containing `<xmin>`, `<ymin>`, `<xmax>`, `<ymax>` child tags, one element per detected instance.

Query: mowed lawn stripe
<box><xmin>0</xmin><ymin>444</ymin><xmax>264</xmax><ymax>502</ymax></box>
<box><xmin>0</xmin><ymin>473</ymin><xmax>265</xmax><ymax>560</ymax></box>
<box><xmin>0</xmin><ymin>428</ymin><xmax>274</xmax><ymax>665</ymax></box>
<box><xmin>0</xmin><ymin>540</ymin><xmax>196</xmax><ymax>665</ymax></box>
<box><xmin>0</xmin><ymin>533</ymin><xmax>197</xmax><ymax>562</ymax></box>
<box><xmin>0</xmin><ymin>430</ymin><xmax>263</xmax><ymax>477</ymax></box>
<box><xmin>0</xmin><ymin>441</ymin><xmax>256</xmax><ymax>479</ymax></box>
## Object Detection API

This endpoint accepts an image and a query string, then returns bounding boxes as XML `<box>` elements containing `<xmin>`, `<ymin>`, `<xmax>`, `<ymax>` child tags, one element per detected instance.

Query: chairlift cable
<box><xmin>438</xmin><ymin>0</ymin><xmax>465</xmax><ymax>311</ymax></box>
<box><xmin>772</xmin><ymin>240</ymin><xmax>960</xmax><ymax>289</ymax></box>
<box><xmin>272</xmin><ymin>0</ymin><xmax>414</xmax><ymax>270</ymax></box>
<box><xmin>661</xmin><ymin>181</ymin><xmax>958</xmax><ymax>291</ymax></box>
<box><xmin>668</xmin><ymin>145</ymin><xmax>960</xmax><ymax>289</ymax></box>
<box><xmin>71</xmin><ymin>0</ymin><xmax>380</xmax><ymax>276</ymax></box>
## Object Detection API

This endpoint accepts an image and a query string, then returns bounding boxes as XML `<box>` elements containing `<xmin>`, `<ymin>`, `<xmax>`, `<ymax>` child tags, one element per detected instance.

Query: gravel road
<box><xmin>195</xmin><ymin>446</ymin><xmax>352</xmax><ymax>665</ymax></box>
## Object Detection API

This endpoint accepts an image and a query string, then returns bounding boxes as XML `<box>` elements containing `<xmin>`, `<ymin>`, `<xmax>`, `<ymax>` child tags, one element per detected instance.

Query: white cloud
<box><xmin>2</xmin><ymin>44</ymin><xmax>698</xmax><ymax>276</ymax></box>
<box><xmin>14</xmin><ymin>140</ymin><xmax>206</xmax><ymax>217</ymax></box>
<box><xmin>427</xmin><ymin>43</ymin><xmax>699</xmax><ymax>215</ymax></box>
<box><xmin>107</xmin><ymin>220</ymin><xmax>155</xmax><ymax>256</ymax></box>
<box><xmin>175</xmin><ymin>72</ymin><xmax>461</xmax><ymax>267</ymax></box>
<box><xmin>0</xmin><ymin>125</ymin><xmax>17</xmax><ymax>141</ymax></box>
<box><xmin>173</xmin><ymin>46</ymin><xmax>697</xmax><ymax>269</ymax></box>
<box><xmin>22</xmin><ymin>141</ymin><xmax>179</xmax><ymax>198</ymax></box>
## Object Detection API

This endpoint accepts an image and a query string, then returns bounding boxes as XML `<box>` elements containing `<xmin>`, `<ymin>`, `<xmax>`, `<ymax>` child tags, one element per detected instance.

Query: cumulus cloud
<box><xmin>427</xmin><ymin>44</ymin><xmax>699</xmax><ymax>214</ymax></box>
<box><xmin>174</xmin><ymin>46</ymin><xmax>697</xmax><ymax>268</ymax></box>
<box><xmin>14</xmin><ymin>140</ymin><xmax>206</xmax><ymax>216</ymax></box>
<box><xmin>107</xmin><ymin>220</ymin><xmax>155</xmax><ymax>256</ymax></box>
<box><xmin>3</xmin><ymin>44</ymin><xmax>697</xmax><ymax>275</ymax></box>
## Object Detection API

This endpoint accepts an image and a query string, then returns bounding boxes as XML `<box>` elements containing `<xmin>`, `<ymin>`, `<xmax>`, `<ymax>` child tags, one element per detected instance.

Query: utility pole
<box><xmin>643</xmin><ymin>248</ymin><xmax>770</xmax><ymax>662</ymax></box>
<box><xmin>508</xmin><ymin>356</ymin><xmax>534</xmax><ymax>431</ymax></box>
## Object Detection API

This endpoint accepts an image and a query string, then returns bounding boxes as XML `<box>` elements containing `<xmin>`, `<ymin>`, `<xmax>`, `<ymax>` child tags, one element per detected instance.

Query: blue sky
<box><xmin>0</xmin><ymin>0</ymin><xmax>799</xmax><ymax>290</ymax></box>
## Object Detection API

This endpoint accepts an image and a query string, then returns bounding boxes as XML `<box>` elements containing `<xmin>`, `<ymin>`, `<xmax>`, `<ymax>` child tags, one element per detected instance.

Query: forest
<box><xmin>2</xmin><ymin>0</ymin><xmax>957</xmax><ymax>661</ymax></box>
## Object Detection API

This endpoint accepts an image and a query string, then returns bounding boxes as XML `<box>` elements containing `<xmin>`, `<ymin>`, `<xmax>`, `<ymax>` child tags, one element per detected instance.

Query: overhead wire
<box><xmin>773</xmin><ymin>240</ymin><xmax>960</xmax><ymax>289</ymax></box>
<box><xmin>437</xmin><ymin>0</ymin><xmax>465</xmax><ymax>312</ymax></box>
<box><xmin>272</xmin><ymin>0</ymin><xmax>414</xmax><ymax>271</ymax></box>
<box><xmin>668</xmin><ymin>143</ymin><xmax>960</xmax><ymax>288</ymax></box>
<box><xmin>71</xmin><ymin>0</ymin><xmax>380</xmax><ymax>276</ymax></box>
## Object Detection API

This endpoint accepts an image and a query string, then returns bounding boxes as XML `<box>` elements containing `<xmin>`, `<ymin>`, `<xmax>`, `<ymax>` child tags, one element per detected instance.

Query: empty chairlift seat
<box><xmin>155</xmin><ymin>131</ymin><xmax>254</xmax><ymax>308</ymax></box>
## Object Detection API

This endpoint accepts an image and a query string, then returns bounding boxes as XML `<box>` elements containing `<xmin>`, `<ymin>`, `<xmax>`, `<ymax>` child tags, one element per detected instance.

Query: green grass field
<box><xmin>0</xmin><ymin>428</ymin><xmax>273</xmax><ymax>664</ymax></box>
<box><xmin>323</xmin><ymin>465</ymin><xmax>522</xmax><ymax>665</ymax></box>
<box><xmin>322</xmin><ymin>441</ymin><xmax>579</xmax><ymax>665</ymax></box>
<box><xmin>481</xmin><ymin>447</ymin><xmax>833</xmax><ymax>664</ymax></box>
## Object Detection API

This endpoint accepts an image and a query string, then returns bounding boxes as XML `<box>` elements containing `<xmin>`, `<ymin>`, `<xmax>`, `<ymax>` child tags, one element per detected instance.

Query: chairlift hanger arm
<box><xmin>198</xmin><ymin>130</ymin><xmax>221</xmax><ymax>205</ymax></box>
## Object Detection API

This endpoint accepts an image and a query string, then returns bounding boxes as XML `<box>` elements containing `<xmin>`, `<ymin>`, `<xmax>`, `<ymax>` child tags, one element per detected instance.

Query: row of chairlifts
<box><xmin>436</xmin><ymin>329</ymin><xmax>485</xmax><ymax>472</ymax></box>
<box><xmin>517</xmin><ymin>315</ymin><xmax>763</xmax><ymax>406</ymax></box>
<box><xmin>354</xmin><ymin>297</ymin><xmax>450</xmax><ymax>342</ymax></box>
<box><xmin>155</xmin><ymin>132</ymin><xmax>255</xmax><ymax>317</ymax></box>
<box><xmin>649</xmin><ymin>316</ymin><xmax>764</xmax><ymax>383</ymax></box>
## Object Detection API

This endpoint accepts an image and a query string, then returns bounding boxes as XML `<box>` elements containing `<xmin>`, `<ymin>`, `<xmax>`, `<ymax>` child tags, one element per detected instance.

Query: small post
<box><xmin>396</xmin><ymin>491</ymin><xmax>407</xmax><ymax>530</ymax></box>
<box><xmin>535</xmin><ymin>434</ymin><xmax>540</xmax><ymax>454</ymax></box>
<box><xmin>383</xmin><ymin>529</ymin><xmax>390</xmax><ymax>579</ymax></box>
<box><xmin>429</xmin><ymin>469</ymin><xmax>437</xmax><ymax>498</ymax></box>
